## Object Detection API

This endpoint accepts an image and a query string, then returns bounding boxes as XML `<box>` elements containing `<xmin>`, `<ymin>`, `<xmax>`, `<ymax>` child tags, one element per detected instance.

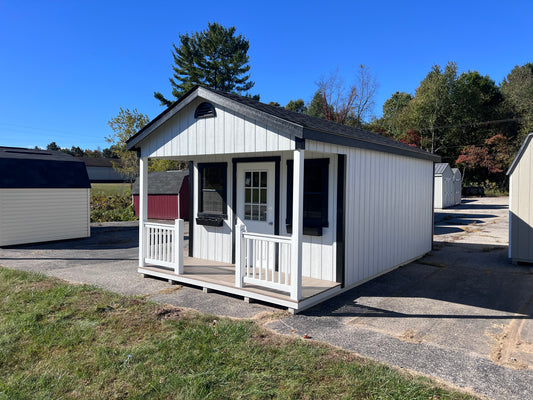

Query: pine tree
<box><xmin>154</xmin><ymin>23</ymin><xmax>254</xmax><ymax>106</ymax></box>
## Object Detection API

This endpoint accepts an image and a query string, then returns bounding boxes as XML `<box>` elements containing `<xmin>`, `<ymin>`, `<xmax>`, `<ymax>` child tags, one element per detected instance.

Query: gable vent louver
<box><xmin>194</xmin><ymin>102</ymin><xmax>216</xmax><ymax>119</ymax></box>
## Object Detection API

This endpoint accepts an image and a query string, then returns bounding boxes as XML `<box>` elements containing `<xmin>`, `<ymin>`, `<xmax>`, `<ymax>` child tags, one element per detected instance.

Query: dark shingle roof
<box><xmin>126</xmin><ymin>85</ymin><xmax>441</xmax><ymax>162</ymax></box>
<box><xmin>210</xmin><ymin>88</ymin><xmax>428</xmax><ymax>155</ymax></box>
<box><xmin>131</xmin><ymin>170</ymin><xmax>188</xmax><ymax>195</ymax></box>
<box><xmin>0</xmin><ymin>146</ymin><xmax>90</xmax><ymax>189</ymax></box>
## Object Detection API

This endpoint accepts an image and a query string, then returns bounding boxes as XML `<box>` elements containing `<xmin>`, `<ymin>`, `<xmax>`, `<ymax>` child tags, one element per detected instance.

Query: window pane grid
<box><xmin>244</xmin><ymin>170</ymin><xmax>267</xmax><ymax>221</ymax></box>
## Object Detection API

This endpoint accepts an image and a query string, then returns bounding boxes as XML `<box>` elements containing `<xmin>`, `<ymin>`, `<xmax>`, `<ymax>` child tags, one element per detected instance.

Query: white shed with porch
<box><xmin>434</xmin><ymin>163</ymin><xmax>454</xmax><ymax>209</ymax></box>
<box><xmin>507</xmin><ymin>133</ymin><xmax>533</xmax><ymax>264</ymax></box>
<box><xmin>126</xmin><ymin>86</ymin><xmax>439</xmax><ymax>312</ymax></box>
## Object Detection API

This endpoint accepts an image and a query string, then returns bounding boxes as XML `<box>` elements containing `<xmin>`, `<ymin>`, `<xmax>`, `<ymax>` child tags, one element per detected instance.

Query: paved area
<box><xmin>1</xmin><ymin>197</ymin><xmax>532</xmax><ymax>399</ymax></box>
<box><xmin>269</xmin><ymin>197</ymin><xmax>533</xmax><ymax>400</ymax></box>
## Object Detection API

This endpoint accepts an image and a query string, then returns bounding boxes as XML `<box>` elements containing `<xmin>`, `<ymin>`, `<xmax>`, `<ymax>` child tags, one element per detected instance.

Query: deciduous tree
<box><xmin>380</xmin><ymin>91</ymin><xmax>413</xmax><ymax>139</ymax></box>
<box><xmin>315</xmin><ymin>65</ymin><xmax>377</xmax><ymax>126</ymax></box>
<box><xmin>501</xmin><ymin>63</ymin><xmax>533</xmax><ymax>144</ymax></box>
<box><xmin>106</xmin><ymin>108</ymin><xmax>149</xmax><ymax>182</ymax></box>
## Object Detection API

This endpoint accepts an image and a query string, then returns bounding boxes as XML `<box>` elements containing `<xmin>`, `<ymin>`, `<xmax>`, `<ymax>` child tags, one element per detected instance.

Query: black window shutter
<box><xmin>286</xmin><ymin>158</ymin><xmax>329</xmax><ymax>236</ymax></box>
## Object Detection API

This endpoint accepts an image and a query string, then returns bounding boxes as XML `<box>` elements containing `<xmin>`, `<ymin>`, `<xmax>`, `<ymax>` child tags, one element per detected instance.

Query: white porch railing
<box><xmin>235</xmin><ymin>225</ymin><xmax>292</xmax><ymax>294</ymax></box>
<box><xmin>142</xmin><ymin>219</ymin><xmax>184</xmax><ymax>274</ymax></box>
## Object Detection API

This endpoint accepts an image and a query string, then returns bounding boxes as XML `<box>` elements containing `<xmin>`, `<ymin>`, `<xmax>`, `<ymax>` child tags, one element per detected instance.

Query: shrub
<box><xmin>90</xmin><ymin>194</ymin><xmax>137</xmax><ymax>222</ymax></box>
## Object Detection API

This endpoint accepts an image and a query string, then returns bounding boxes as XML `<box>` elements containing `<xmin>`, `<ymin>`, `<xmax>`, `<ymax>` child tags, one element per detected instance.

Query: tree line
<box><xmin>364</xmin><ymin>62</ymin><xmax>533</xmax><ymax>187</ymax></box>
<box><xmin>103</xmin><ymin>22</ymin><xmax>531</xmax><ymax>189</ymax></box>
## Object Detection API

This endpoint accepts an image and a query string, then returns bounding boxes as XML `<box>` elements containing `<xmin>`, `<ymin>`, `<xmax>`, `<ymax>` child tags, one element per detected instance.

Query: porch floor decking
<box><xmin>139</xmin><ymin>255</ymin><xmax>341</xmax><ymax>311</ymax></box>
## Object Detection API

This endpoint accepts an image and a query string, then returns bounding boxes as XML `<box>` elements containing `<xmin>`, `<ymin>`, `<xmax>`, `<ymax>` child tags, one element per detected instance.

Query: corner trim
<box><xmin>336</xmin><ymin>154</ymin><xmax>346</xmax><ymax>287</ymax></box>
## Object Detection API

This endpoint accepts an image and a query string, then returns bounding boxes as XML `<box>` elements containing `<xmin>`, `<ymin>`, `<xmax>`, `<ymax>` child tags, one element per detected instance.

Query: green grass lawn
<box><xmin>90</xmin><ymin>182</ymin><xmax>131</xmax><ymax>196</ymax></box>
<box><xmin>0</xmin><ymin>267</ymin><xmax>478</xmax><ymax>400</ymax></box>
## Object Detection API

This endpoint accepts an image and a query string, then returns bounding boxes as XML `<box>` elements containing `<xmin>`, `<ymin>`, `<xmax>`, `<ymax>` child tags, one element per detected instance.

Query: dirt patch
<box><xmin>462</xmin><ymin>224</ymin><xmax>482</xmax><ymax>234</ymax></box>
<box><xmin>28</xmin><ymin>280</ymin><xmax>57</xmax><ymax>292</ymax></box>
<box><xmin>399</xmin><ymin>329</ymin><xmax>425</xmax><ymax>344</ymax></box>
<box><xmin>252</xmin><ymin>310</ymin><xmax>291</xmax><ymax>325</ymax></box>
<box><xmin>490</xmin><ymin>294</ymin><xmax>533</xmax><ymax>370</ymax></box>
<box><xmin>154</xmin><ymin>305</ymin><xmax>182</xmax><ymax>320</ymax></box>
<box><xmin>157</xmin><ymin>285</ymin><xmax>182</xmax><ymax>295</ymax></box>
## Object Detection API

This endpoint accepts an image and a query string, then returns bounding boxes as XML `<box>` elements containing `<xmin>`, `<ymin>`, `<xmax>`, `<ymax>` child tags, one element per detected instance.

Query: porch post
<box><xmin>139</xmin><ymin>156</ymin><xmax>148</xmax><ymax>267</ymax></box>
<box><xmin>235</xmin><ymin>222</ymin><xmax>244</xmax><ymax>288</ymax></box>
<box><xmin>174</xmin><ymin>219</ymin><xmax>184</xmax><ymax>274</ymax></box>
<box><xmin>290</xmin><ymin>149</ymin><xmax>304</xmax><ymax>301</ymax></box>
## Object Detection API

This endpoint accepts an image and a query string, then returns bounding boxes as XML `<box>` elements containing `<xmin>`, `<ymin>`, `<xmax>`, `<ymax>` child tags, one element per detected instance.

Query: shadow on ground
<box><xmin>1</xmin><ymin>226</ymin><xmax>140</xmax><ymax>251</ymax></box>
<box><xmin>456</xmin><ymin>199</ymin><xmax>508</xmax><ymax>210</ymax></box>
<box><xmin>300</xmin><ymin>242</ymin><xmax>531</xmax><ymax>320</ymax></box>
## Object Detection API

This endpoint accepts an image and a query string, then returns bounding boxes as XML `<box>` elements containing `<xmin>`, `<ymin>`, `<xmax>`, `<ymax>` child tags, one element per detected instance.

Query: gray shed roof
<box><xmin>127</xmin><ymin>85</ymin><xmax>441</xmax><ymax>162</ymax></box>
<box><xmin>0</xmin><ymin>146</ymin><xmax>90</xmax><ymax>189</ymax></box>
<box><xmin>434</xmin><ymin>163</ymin><xmax>451</xmax><ymax>175</ymax></box>
<box><xmin>131</xmin><ymin>170</ymin><xmax>188</xmax><ymax>195</ymax></box>
<box><xmin>82</xmin><ymin>157</ymin><xmax>120</xmax><ymax>168</ymax></box>
<box><xmin>507</xmin><ymin>133</ymin><xmax>533</xmax><ymax>176</ymax></box>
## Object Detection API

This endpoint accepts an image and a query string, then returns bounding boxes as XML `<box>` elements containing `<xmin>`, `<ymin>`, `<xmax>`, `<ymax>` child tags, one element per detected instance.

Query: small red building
<box><xmin>132</xmin><ymin>170</ymin><xmax>189</xmax><ymax>220</ymax></box>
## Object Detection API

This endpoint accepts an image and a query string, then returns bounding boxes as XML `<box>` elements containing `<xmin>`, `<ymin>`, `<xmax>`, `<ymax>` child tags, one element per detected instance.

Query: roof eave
<box><xmin>302</xmin><ymin>128</ymin><xmax>441</xmax><ymax>162</ymax></box>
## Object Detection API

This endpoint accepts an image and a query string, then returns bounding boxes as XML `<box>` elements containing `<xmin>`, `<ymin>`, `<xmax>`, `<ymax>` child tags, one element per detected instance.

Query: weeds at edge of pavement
<box><xmin>0</xmin><ymin>267</ymin><xmax>478</xmax><ymax>400</ymax></box>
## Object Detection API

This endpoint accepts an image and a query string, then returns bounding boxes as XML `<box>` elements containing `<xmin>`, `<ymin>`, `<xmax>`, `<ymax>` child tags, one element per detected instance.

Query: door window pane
<box><xmin>243</xmin><ymin>169</ymin><xmax>268</xmax><ymax>221</ymax></box>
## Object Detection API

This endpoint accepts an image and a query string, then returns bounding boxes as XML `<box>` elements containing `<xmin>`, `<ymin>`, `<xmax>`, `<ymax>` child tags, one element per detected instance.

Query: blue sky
<box><xmin>1</xmin><ymin>0</ymin><xmax>532</xmax><ymax>150</ymax></box>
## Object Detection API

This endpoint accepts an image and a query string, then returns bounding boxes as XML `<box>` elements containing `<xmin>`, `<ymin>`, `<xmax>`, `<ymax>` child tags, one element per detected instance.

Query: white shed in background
<box><xmin>434</xmin><ymin>163</ymin><xmax>454</xmax><ymax>209</ymax></box>
<box><xmin>507</xmin><ymin>133</ymin><xmax>533</xmax><ymax>264</ymax></box>
<box><xmin>126</xmin><ymin>85</ymin><xmax>440</xmax><ymax>312</ymax></box>
<box><xmin>452</xmin><ymin>168</ymin><xmax>462</xmax><ymax>206</ymax></box>
<box><xmin>0</xmin><ymin>147</ymin><xmax>91</xmax><ymax>247</ymax></box>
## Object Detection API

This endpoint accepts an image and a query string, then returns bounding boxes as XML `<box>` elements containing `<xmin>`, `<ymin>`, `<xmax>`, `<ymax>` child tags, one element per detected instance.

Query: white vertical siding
<box><xmin>344</xmin><ymin>148</ymin><xmax>433</xmax><ymax>287</ymax></box>
<box><xmin>140</xmin><ymin>98</ymin><xmax>295</xmax><ymax>158</ymax></box>
<box><xmin>434</xmin><ymin>166</ymin><xmax>454</xmax><ymax>209</ymax></box>
<box><xmin>0</xmin><ymin>189</ymin><xmax>90</xmax><ymax>246</ymax></box>
<box><xmin>509</xmin><ymin>138</ymin><xmax>533</xmax><ymax>262</ymax></box>
<box><xmin>307</xmin><ymin>139</ymin><xmax>434</xmax><ymax>287</ymax></box>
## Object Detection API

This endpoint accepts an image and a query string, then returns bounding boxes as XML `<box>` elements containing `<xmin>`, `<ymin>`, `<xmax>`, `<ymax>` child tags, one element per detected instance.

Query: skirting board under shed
<box><xmin>139</xmin><ymin>253</ymin><xmax>427</xmax><ymax>313</ymax></box>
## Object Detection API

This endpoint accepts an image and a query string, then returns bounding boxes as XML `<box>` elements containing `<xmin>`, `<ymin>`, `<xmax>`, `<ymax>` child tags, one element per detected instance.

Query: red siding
<box><xmin>133</xmin><ymin>175</ymin><xmax>190</xmax><ymax>220</ymax></box>
<box><xmin>133</xmin><ymin>193</ymin><xmax>189</xmax><ymax>220</ymax></box>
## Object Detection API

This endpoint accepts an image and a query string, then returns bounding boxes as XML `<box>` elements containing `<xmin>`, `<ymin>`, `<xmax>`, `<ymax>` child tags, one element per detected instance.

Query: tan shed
<box><xmin>0</xmin><ymin>147</ymin><xmax>91</xmax><ymax>247</ymax></box>
<box><xmin>507</xmin><ymin>133</ymin><xmax>533</xmax><ymax>263</ymax></box>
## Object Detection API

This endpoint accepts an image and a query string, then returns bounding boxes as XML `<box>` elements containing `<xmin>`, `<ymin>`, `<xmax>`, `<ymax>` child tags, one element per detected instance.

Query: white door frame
<box><xmin>232</xmin><ymin>157</ymin><xmax>280</xmax><ymax>262</ymax></box>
